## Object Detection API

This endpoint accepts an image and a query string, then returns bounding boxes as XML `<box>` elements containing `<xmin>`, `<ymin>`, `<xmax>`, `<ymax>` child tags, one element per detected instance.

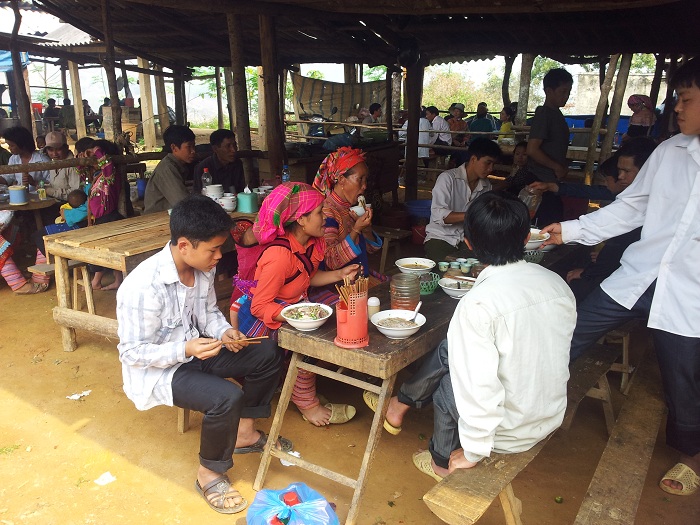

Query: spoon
<box><xmin>410</xmin><ymin>301</ymin><xmax>423</xmax><ymax>322</ymax></box>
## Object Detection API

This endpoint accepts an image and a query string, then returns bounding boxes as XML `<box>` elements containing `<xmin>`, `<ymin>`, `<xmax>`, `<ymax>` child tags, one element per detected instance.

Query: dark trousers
<box><xmin>171</xmin><ymin>339</ymin><xmax>283</xmax><ymax>473</ymax></box>
<box><xmin>572</xmin><ymin>283</ymin><xmax>700</xmax><ymax>456</ymax></box>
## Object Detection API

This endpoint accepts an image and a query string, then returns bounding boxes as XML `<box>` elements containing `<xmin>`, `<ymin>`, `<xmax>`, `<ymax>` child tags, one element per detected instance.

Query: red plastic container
<box><xmin>334</xmin><ymin>292</ymin><xmax>369</xmax><ymax>348</ymax></box>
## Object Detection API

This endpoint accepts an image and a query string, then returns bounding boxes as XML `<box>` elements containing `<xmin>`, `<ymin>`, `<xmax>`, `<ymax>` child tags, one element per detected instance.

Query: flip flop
<box><xmin>302</xmin><ymin>403</ymin><xmax>357</xmax><ymax>425</ymax></box>
<box><xmin>194</xmin><ymin>474</ymin><xmax>248</xmax><ymax>514</ymax></box>
<box><xmin>659</xmin><ymin>462</ymin><xmax>700</xmax><ymax>495</ymax></box>
<box><xmin>233</xmin><ymin>431</ymin><xmax>293</xmax><ymax>454</ymax></box>
<box><xmin>362</xmin><ymin>390</ymin><xmax>402</xmax><ymax>435</ymax></box>
<box><xmin>412</xmin><ymin>450</ymin><xmax>443</xmax><ymax>482</ymax></box>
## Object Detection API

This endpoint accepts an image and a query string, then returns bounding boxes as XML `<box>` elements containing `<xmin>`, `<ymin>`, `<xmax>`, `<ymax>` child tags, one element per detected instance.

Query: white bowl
<box><xmin>395</xmin><ymin>257</ymin><xmax>436</xmax><ymax>276</ymax></box>
<box><xmin>281</xmin><ymin>303</ymin><xmax>333</xmax><ymax>331</ymax></box>
<box><xmin>349</xmin><ymin>205</ymin><xmax>366</xmax><ymax>217</ymax></box>
<box><xmin>525</xmin><ymin>228</ymin><xmax>550</xmax><ymax>250</ymax></box>
<box><xmin>371</xmin><ymin>310</ymin><xmax>426</xmax><ymax>340</ymax></box>
<box><xmin>438</xmin><ymin>277</ymin><xmax>475</xmax><ymax>299</ymax></box>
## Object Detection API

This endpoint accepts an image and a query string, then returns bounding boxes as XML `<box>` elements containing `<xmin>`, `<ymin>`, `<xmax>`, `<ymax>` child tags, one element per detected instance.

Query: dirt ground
<box><xmin>1</xmin><ymin>209</ymin><xmax>698</xmax><ymax>524</ymax></box>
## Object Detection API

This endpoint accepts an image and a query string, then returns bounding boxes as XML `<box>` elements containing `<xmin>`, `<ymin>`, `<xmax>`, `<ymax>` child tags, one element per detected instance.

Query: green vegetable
<box><xmin>555</xmin><ymin>496</ymin><xmax>564</xmax><ymax>504</ymax></box>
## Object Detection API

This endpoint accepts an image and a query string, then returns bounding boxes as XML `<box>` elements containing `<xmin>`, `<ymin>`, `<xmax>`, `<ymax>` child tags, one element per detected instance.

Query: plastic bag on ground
<box><xmin>247</xmin><ymin>482</ymin><xmax>339</xmax><ymax>525</ymax></box>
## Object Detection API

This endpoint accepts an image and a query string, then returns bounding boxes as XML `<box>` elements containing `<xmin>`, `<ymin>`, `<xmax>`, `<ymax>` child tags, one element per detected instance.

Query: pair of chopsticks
<box><xmin>236</xmin><ymin>335</ymin><xmax>268</xmax><ymax>345</ymax></box>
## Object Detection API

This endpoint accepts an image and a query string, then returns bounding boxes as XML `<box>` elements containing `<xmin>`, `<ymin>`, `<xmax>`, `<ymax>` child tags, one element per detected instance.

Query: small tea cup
<box><xmin>449</xmin><ymin>261</ymin><xmax>460</xmax><ymax>269</ymax></box>
<box><xmin>438</xmin><ymin>261</ymin><xmax>449</xmax><ymax>272</ymax></box>
<box><xmin>460</xmin><ymin>262</ymin><xmax>472</xmax><ymax>274</ymax></box>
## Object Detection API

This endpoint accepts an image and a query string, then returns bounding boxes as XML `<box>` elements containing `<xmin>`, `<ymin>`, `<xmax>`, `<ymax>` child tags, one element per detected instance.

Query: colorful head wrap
<box><xmin>253</xmin><ymin>182</ymin><xmax>324</xmax><ymax>244</ymax></box>
<box><xmin>628</xmin><ymin>94</ymin><xmax>653</xmax><ymax>111</ymax></box>
<box><xmin>312</xmin><ymin>146</ymin><xmax>366</xmax><ymax>196</ymax></box>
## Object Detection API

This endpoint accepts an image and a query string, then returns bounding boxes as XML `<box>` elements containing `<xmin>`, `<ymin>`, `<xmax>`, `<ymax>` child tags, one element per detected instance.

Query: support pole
<box><xmin>649</xmin><ymin>54</ymin><xmax>665</xmax><ymax>109</ymax></box>
<box><xmin>344</xmin><ymin>63</ymin><xmax>357</xmax><ymax>84</ymax></box>
<box><xmin>391</xmin><ymin>70</ymin><xmax>401</xmax><ymax>123</ymax></box>
<box><xmin>153</xmin><ymin>64</ymin><xmax>170</xmax><ymax>137</ymax></box>
<box><xmin>101</xmin><ymin>0</ymin><xmax>122</xmax><ymax>138</ymax></box>
<box><xmin>259</xmin><ymin>14</ymin><xmax>285</xmax><ymax>179</ymax></box>
<box><xmin>257</xmin><ymin>66</ymin><xmax>267</xmax><ymax>151</ymax></box>
<box><xmin>60</xmin><ymin>66</ymin><xmax>68</xmax><ymax>99</ymax></box>
<box><xmin>22</xmin><ymin>66</ymin><xmax>37</xmax><ymax>137</ymax></box>
<box><xmin>227</xmin><ymin>13</ymin><xmax>254</xmax><ymax>184</ymax></box>
<box><xmin>137</xmin><ymin>57</ymin><xmax>157</xmax><ymax>150</ymax></box>
<box><xmin>215</xmin><ymin>66</ymin><xmax>224</xmax><ymax>129</ymax></box>
<box><xmin>385</xmin><ymin>66</ymin><xmax>393</xmax><ymax>137</ymax></box>
<box><xmin>516</xmin><ymin>53</ymin><xmax>535</xmax><ymax>126</ymax></box>
<box><xmin>585</xmin><ymin>54</ymin><xmax>620</xmax><ymax>182</ymax></box>
<box><xmin>173</xmin><ymin>75</ymin><xmax>186</xmax><ymax>125</ymax></box>
<box><xmin>404</xmin><ymin>61</ymin><xmax>425</xmax><ymax>202</ymax></box>
<box><xmin>658</xmin><ymin>55</ymin><xmax>679</xmax><ymax>141</ymax></box>
<box><xmin>9</xmin><ymin>0</ymin><xmax>31</xmax><ymax>129</ymax></box>
<box><xmin>502</xmin><ymin>55</ymin><xmax>515</xmax><ymax>108</ymax></box>
<box><xmin>223</xmin><ymin>67</ymin><xmax>235</xmax><ymax>129</ymax></box>
<box><xmin>600</xmin><ymin>53</ymin><xmax>632</xmax><ymax>161</ymax></box>
<box><xmin>68</xmin><ymin>61</ymin><xmax>87</xmax><ymax>139</ymax></box>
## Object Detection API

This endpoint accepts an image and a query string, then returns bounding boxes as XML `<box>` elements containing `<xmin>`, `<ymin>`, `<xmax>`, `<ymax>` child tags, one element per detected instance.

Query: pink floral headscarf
<box><xmin>253</xmin><ymin>182</ymin><xmax>324</xmax><ymax>244</ymax></box>
<box><xmin>312</xmin><ymin>147</ymin><xmax>366</xmax><ymax>196</ymax></box>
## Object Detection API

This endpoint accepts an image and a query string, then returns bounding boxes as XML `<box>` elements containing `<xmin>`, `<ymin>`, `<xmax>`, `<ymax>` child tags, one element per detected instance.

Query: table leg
<box><xmin>253</xmin><ymin>351</ymin><xmax>301</xmax><ymax>491</ymax></box>
<box><xmin>346</xmin><ymin>375</ymin><xmax>396</xmax><ymax>525</ymax></box>
<box><xmin>33</xmin><ymin>209</ymin><xmax>44</xmax><ymax>232</ymax></box>
<box><xmin>54</xmin><ymin>255</ymin><xmax>77</xmax><ymax>352</ymax></box>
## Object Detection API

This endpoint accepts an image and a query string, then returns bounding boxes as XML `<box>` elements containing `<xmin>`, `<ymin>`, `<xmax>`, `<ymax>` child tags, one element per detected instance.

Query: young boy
<box><xmin>424</xmin><ymin>137</ymin><xmax>502</xmax><ymax>262</ymax></box>
<box><xmin>117</xmin><ymin>194</ymin><xmax>287</xmax><ymax>514</ymax></box>
<box><xmin>542</xmin><ymin>58</ymin><xmax>700</xmax><ymax>496</ymax></box>
<box><xmin>144</xmin><ymin>125</ymin><xmax>196</xmax><ymax>214</ymax></box>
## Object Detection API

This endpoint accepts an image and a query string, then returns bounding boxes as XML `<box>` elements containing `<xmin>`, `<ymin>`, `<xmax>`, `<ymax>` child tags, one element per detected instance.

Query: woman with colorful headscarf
<box><xmin>235</xmin><ymin>182</ymin><xmax>359</xmax><ymax>427</ymax></box>
<box><xmin>624</xmin><ymin>94</ymin><xmax>656</xmax><ymax>140</ymax></box>
<box><xmin>313</xmin><ymin>147</ymin><xmax>384</xmax><ymax>284</ymax></box>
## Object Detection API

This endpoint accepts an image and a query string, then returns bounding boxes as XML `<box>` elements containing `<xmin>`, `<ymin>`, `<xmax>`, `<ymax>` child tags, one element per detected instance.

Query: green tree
<box><xmin>422</xmin><ymin>67</ymin><xmax>479</xmax><ymax>113</ymax></box>
<box><xmin>192</xmin><ymin>66</ymin><xmax>217</xmax><ymax>98</ymax></box>
<box><xmin>363</xmin><ymin>65</ymin><xmax>387</xmax><ymax>82</ymax></box>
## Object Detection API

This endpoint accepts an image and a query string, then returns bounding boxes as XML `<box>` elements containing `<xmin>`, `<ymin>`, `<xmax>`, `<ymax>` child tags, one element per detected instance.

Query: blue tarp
<box><xmin>0</xmin><ymin>50</ymin><xmax>30</xmax><ymax>73</ymax></box>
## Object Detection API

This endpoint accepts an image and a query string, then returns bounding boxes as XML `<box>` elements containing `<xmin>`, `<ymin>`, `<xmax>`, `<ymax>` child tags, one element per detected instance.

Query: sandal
<box><xmin>233</xmin><ymin>431</ymin><xmax>293</xmax><ymax>454</ymax></box>
<box><xmin>302</xmin><ymin>403</ymin><xmax>357</xmax><ymax>425</ymax></box>
<box><xmin>412</xmin><ymin>450</ymin><xmax>443</xmax><ymax>482</ymax></box>
<box><xmin>15</xmin><ymin>282</ymin><xmax>47</xmax><ymax>295</ymax></box>
<box><xmin>194</xmin><ymin>474</ymin><xmax>248</xmax><ymax>514</ymax></box>
<box><xmin>363</xmin><ymin>390</ymin><xmax>402</xmax><ymax>435</ymax></box>
<box><xmin>659</xmin><ymin>462</ymin><xmax>699</xmax><ymax>495</ymax></box>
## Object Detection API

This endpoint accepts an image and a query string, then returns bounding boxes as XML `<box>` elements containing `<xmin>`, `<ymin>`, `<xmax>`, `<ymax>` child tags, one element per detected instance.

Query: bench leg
<box><xmin>72</xmin><ymin>268</ymin><xmax>80</xmax><ymax>311</ymax></box>
<box><xmin>81</xmin><ymin>266</ymin><xmax>96</xmax><ymax>315</ymax></box>
<box><xmin>379</xmin><ymin>238</ymin><xmax>391</xmax><ymax>275</ymax></box>
<box><xmin>54</xmin><ymin>255</ymin><xmax>77</xmax><ymax>352</ymax></box>
<box><xmin>177</xmin><ymin>408</ymin><xmax>190</xmax><ymax>434</ymax></box>
<box><xmin>586</xmin><ymin>375</ymin><xmax>616</xmax><ymax>436</ymax></box>
<box><xmin>499</xmin><ymin>483</ymin><xmax>523</xmax><ymax>525</ymax></box>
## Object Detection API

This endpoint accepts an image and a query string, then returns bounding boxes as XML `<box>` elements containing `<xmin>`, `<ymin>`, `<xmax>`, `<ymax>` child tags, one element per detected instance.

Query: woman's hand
<box><xmin>349</xmin><ymin>208</ymin><xmax>373</xmax><ymax>233</ymax></box>
<box><xmin>337</xmin><ymin>264</ymin><xmax>361</xmax><ymax>282</ymax></box>
<box><xmin>221</xmin><ymin>328</ymin><xmax>248</xmax><ymax>353</ymax></box>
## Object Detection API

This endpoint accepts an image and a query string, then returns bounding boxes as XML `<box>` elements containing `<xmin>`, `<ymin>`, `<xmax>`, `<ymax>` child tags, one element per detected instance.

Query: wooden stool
<box><xmin>373</xmin><ymin>225</ymin><xmax>412</xmax><ymax>274</ymax></box>
<box><xmin>601</xmin><ymin>319</ymin><xmax>641</xmax><ymax>395</ymax></box>
<box><xmin>28</xmin><ymin>260</ymin><xmax>95</xmax><ymax>314</ymax></box>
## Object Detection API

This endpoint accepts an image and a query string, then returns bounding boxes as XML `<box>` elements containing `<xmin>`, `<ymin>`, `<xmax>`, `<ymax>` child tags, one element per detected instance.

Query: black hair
<box><xmin>543</xmin><ymin>68</ymin><xmax>573</xmax><ymax>90</ymax></box>
<box><xmin>170</xmin><ymin>194</ymin><xmax>232</xmax><ymax>247</ymax></box>
<box><xmin>163</xmin><ymin>125</ymin><xmax>195</xmax><ymax>153</ymax></box>
<box><xmin>420</xmin><ymin>108</ymin><xmax>427</xmax><ymax>119</ymax></box>
<box><xmin>103</xmin><ymin>97</ymin><xmax>110</xmax><ymax>105</ymax></box>
<box><xmin>209</xmin><ymin>128</ymin><xmax>236</xmax><ymax>147</ymax></box>
<box><xmin>63</xmin><ymin>98</ymin><xmax>71</xmax><ymax>105</ymax></box>
<box><xmin>93</xmin><ymin>139</ymin><xmax>121</xmax><ymax>155</ymax></box>
<box><xmin>501</xmin><ymin>106</ymin><xmax>515</xmax><ymax>121</ymax></box>
<box><xmin>670</xmin><ymin>57</ymin><xmax>700</xmax><ymax>91</ymax></box>
<box><xmin>74</xmin><ymin>137</ymin><xmax>96</xmax><ymax>154</ymax></box>
<box><xmin>67</xmin><ymin>189</ymin><xmax>87</xmax><ymax>207</ymax></box>
<box><xmin>425</xmin><ymin>105</ymin><xmax>439</xmax><ymax>115</ymax></box>
<box><xmin>2</xmin><ymin>126</ymin><xmax>36</xmax><ymax>152</ymax></box>
<box><xmin>369</xmin><ymin>103</ymin><xmax>382</xmax><ymax>114</ymax></box>
<box><xmin>597</xmin><ymin>155</ymin><xmax>619</xmax><ymax>180</ymax></box>
<box><xmin>47</xmin><ymin>98</ymin><xmax>56</xmax><ymax>106</ymax></box>
<box><xmin>514</xmin><ymin>140</ymin><xmax>528</xmax><ymax>151</ymax></box>
<box><xmin>463</xmin><ymin>191</ymin><xmax>530</xmax><ymax>266</ymax></box>
<box><xmin>466</xmin><ymin>137</ymin><xmax>502</xmax><ymax>162</ymax></box>
<box><xmin>616</xmin><ymin>136</ymin><xmax>656</xmax><ymax>169</ymax></box>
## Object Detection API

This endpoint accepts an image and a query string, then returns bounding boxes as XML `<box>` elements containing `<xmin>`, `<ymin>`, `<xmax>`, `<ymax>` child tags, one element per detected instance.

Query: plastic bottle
<box><xmin>37</xmin><ymin>180</ymin><xmax>47</xmax><ymax>201</ymax></box>
<box><xmin>270</xmin><ymin>491</ymin><xmax>302</xmax><ymax>524</ymax></box>
<box><xmin>281</xmin><ymin>164</ymin><xmax>291</xmax><ymax>183</ymax></box>
<box><xmin>367</xmin><ymin>297</ymin><xmax>381</xmax><ymax>319</ymax></box>
<box><xmin>201</xmin><ymin>167</ymin><xmax>212</xmax><ymax>193</ymax></box>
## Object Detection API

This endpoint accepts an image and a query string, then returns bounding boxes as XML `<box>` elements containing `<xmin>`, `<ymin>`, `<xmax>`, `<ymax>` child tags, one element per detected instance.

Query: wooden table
<box><xmin>0</xmin><ymin>196</ymin><xmax>58</xmax><ymax>230</ymax></box>
<box><xmin>44</xmin><ymin>210</ymin><xmax>256</xmax><ymax>352</ymax></box>
<box><xmin>253</xmin><ymin>282</ymin><xmax>458</xmax><ymax>525</ymax></box>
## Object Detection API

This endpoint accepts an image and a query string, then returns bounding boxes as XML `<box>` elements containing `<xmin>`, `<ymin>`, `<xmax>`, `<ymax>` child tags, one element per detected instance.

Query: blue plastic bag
<box><xmin>247</xmin><ymin>482</ymin><xmax>339</xmax><ymax>525</ymax></box>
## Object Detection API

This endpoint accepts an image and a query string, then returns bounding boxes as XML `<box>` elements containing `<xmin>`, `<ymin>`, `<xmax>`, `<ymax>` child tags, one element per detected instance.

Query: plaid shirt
<box><xmin>116</xmin><ymin>244</ymin><xmax>231</xmax><ymax>410</ymax></box>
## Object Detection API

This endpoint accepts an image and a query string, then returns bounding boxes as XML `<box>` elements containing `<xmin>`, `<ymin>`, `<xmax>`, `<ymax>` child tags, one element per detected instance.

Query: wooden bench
<box><xmin>602</xmin><ymin>319</ymin><xmax>642</xmax><ymax>395</ymax></box>
<box><xmin>28</xmin><ymin>260</ymin><xmax>95</xmax><ymax>314</ymax></box>
<box><xmin>373</xmin><ymin>225</ymin><xmax>412</xmax><ymax>274</ymax></box>
<box><xmin>574</xmin><ymin>348</ymin><xmax>665</xmax><ymax>525</ymax></box>
<box><xmin>423</xmin><ymin>343</ymin><xmax>621</xmax><ymax>525</ymax></box>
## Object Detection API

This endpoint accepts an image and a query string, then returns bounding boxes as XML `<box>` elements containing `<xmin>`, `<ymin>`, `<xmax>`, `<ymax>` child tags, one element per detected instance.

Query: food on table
<box><xmin>444</xmin><ymin>280</ymin><xmax>474</xmax><ymax>290</ymax></box>
<box><xmin>530</xmin><ymin>232</ymin><xmax>546</xmax><ymax>241</ymax></box>
<box><xmin>377</xmin><ymin>317</ymin><xmax>419</xmax><ymax>329</ymax></box>
<box><xmin>401</xmin><ymin>263</ymin><xmax>430</xmax><ymax>269</ymax></box>
<box><xmin>284</xmin><ymin>304</ymin><xmax>329</xmax><ymax>320</ymax></box>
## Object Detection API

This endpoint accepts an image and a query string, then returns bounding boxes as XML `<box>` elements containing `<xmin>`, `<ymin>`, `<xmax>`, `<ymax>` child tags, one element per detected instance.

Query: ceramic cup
<box><xmin>438</xmin><ymin>261</ymin><xmax>449</xmax><ymax>272</ymax></box>
<box><xmin>223</xmin><ymin>192</ymin><xmax>234</xmax><ymax>198</ymax></box>
<box><xmin>449</xmin><ymin>261</ymin><xmax>460</xmax><ymax>269</ymax></box>
<box><xmin>218</xmin><ymin>196</ymin><xmax>236</xmax><ymax>212</ymax></box>
<box><xmin>460</xmin><ymin>262</ymin><xmax>472</xmax><ymax>274</ymax></box>
<box><xmin>455</xmin><ymin>258</ymin><xmax>467</xmax><ymax>264</ymax></box>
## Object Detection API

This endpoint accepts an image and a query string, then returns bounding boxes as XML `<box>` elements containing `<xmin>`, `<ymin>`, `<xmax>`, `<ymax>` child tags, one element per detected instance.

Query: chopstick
<box><xmin>237</xmin><ymin>336</ymin><xmax>269</xmax><ymax>343</ymax></box>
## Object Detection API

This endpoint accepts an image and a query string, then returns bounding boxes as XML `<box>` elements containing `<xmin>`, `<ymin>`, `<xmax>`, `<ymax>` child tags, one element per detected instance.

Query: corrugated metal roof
<box><xmin>43</xmin><ymin>23</ymin><xmax>93</xmax><ymax>47</ymax></box>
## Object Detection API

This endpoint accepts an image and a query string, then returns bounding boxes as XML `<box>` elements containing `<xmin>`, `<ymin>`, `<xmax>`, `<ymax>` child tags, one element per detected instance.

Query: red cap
<box><xmin>282</xmin><ymin>491</ymin><xmax>301</xmax><ymax>506</ymax></box>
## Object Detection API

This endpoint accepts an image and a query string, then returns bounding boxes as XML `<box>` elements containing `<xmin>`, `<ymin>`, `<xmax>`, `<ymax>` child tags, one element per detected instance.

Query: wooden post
<box><xmin>385</xmin><ymin>67</ymin><xmax>393</xmax><ymax>137</ymax></box>
<box><xmin>502</xmin><ymin>55</ymin><xmax>515</xmax><ymax>107</ymax></box>
<box><xmin>344</xmin><ymin>63</ymin><xmax>357</xmax><ymax>84</ymax></box>
<box><xmin>391</xmin><ymin>71</ymin><xmax>401</xmax><ymax>121</ymax></box>
<box><xmin>259</xmin><ymin>15</ymin><xmax>285</xmax><ymax>179</ymax></box>
<box><xmin>649</xmin><ymin>54</ymin><xmax>666</xmax><ymax>109</ymax></box>
<box><xmin>223</xmin><ymin>67</ymin><xmax>235</xmax><ymax>129</ymax></box>
<box><xmin>173</xmin><ymin>75</ymin><xmax>186</xmax><ymax>125</ymax></box>
<box><xmin>101</xmin><ymin>0</ymin><xmax>122</xmax><ymax>138</ymax></box>
<box><xmin>659</xmin><ymin>55</ymin><xmax>679</xmax><ymax>140</ymax></box>
<box><xmin>404</xmin><ymin>61</ymin><xmax>424</xmax><ymax>202</ymax></box>
<box><xmin>215</xmin><ymin>66</ymin><xmax>224</xmax><ymax>129</ymax></box>
<box><xmin>279</xmin><ymin>69</ymin><xmax>288</xmax><ymax>137</ymax></box>
<box><xmin>60</xmin><ymin>65</ymin><xmax>68</xmax><ymax>99</ymax></box>
<box><xmin>227</xmin><ymin>13</ymin><xmax>254</xmax><ymax>185</ymax></box>
<box><xmin>67</xmin><ymin>61</ymin><xmax>87</xmax><ymax>139</ymax></box>
<box><xmin>516</xmin><ymin>54</ymin><xmax>535</xmax><ymax>126</ymax></box>
<box><xmin>137</xmin><ymin>57</ymin><xmax>157</xmax><ymax>150</ymax></box>
<box><xmin>601</xmin><ymin>53</ymin><xmax>632</xmax><ymax>161</ymax></box>
<box><xmin>121</xmin><ymin>66</ymin><xmax>132</xmax><ymax>100</ymax></box>
<box><xmin>153</xmin><ymin>64</ymin><xmax>169</xmax><ymax>137</ymax></box>
<box><xmin>9</xmin><ymin>0</ymin><xmax>31</xmax><ymax>129</ymax></box>
<box><xmin>22</xmin><ymin>66</ymin><xmax>37</xmax><ymax>137</ymax></box>
<box><xmin>257</xmin><ymin>66</ymin><xmax>267</xmax><ymax>151</ymax></box>
<box><xmin>585</xmin><ymin>54</ymin><xmax>620</xmax><ymax>182</ymax></box>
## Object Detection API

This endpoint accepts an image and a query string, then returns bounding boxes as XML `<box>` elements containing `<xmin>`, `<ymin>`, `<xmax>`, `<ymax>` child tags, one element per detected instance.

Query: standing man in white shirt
<box><xmin>424</xmin><ymin>138</ymin><xmax>501</xmax><ymax>262</ymax></box>
<box><xmin>542</xmin><ymin>58</ymin><xmax>700</xmax><ymax>497</ymax></box>
<box><xmin>366</xmin><ymin>192</ymin><xmax>576</xmax><ymax>481</ymax></box>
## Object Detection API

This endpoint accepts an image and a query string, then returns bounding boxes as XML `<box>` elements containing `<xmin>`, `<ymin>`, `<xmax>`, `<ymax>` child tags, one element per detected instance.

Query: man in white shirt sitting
<box><xmin>424</xmin><ymin>138</ymin><xmax>501</xmax><ymax>262</ymax></box>
<box><xmin>542</xmin><ymin>57</ymin><xmax>700</xmax><ymax>497</ymax></box>
<box><xmin>426</xmin><ymin>105</ymin><xmax>452</xmax><ymax>155</ymax></box>
<box><xmin>366</xmin><ymin>192</ymin><xmax>576</xmax><ymax>481</ymax></box>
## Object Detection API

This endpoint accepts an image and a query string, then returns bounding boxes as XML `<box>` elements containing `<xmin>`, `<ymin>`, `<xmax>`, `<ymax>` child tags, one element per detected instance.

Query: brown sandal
<box><xmin>15</xmin><ymin>282</ymin><xmax>47</xmax><ymax>295</ymax></box>
<box><xmin>194</xmin><ymin>475</ymin><xmax>248</xmax><ymax>514</ymax></box>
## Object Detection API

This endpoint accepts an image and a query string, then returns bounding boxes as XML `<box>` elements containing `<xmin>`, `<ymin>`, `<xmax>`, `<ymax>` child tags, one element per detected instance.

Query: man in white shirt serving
<box><xmin>541</xmin><ymin>58</ymin><xmax>700</xmax><ymax>496</ymax></box>
<box><xmin>366</xmin><ymin>192</ymin><xmax>576</xmax><ymax>481</ymax></box>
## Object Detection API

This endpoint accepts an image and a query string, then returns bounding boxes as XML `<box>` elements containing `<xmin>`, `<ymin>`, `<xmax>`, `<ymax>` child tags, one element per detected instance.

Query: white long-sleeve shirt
<box><xmin>561</xmin><ymin>133</ymin><xmax>700</xmax><ymax>337</ymax></box>
<box><xmin>398</xmin><ymin>117</ymin><xmax>431</xmax><ymax>159</ymax></box>
<box><xmin>8</xmin><ymin>151</ymin><xmax>51</xmax><ymax>190</ymax></box>
<box><xmin>429</xmin><ymin>115</ymin><xmax>452</xmax><ymax>145</ymax></box>
<box><xmin>116</xmin><ymin>244</ymin><xmax>232</xmax><ymax>410</ymax></box>
<box><xmin>448</xmin><ymin>261</ymin><xmax>575</xmax><ymax>461</ymax></box>
<box><xmin>424</xmin><ymin>164</ymin><xmax>491</xmax><ymax>247</ymax></box>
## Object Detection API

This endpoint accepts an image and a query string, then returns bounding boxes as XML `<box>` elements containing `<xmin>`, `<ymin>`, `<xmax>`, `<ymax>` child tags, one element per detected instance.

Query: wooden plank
<box><xmin>54</xmin><ymin>256</ymin><xmax>77</xmax><ymax>352</ymax></box>
<box><xmin>68</xmin><ymin>61</ymin><xmax>87</xmax><ymax>139</ymax></box>
<box><xmin>137</xmin><ymin>57</ymin><xmax>157</xmax><ymax>150</ymax></box>
<box><xmin>574</xmin><ymin>350</ymin><xmax>665</xmax><ymax>525</ymax></box>
<box><xmin>53</xmin><ymin>307</ymin><xmax>119</xmax><ymax>339</ymax></box>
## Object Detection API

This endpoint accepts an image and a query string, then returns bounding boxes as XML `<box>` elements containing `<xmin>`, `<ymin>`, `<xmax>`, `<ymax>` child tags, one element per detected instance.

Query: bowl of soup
<box><xmin>395</xmin><ymin>257</ymin><xmax>436</xmax><ymax>276</ymax></box>
<box><xmin>281</xmin><ymin>303</ymin><xmax>333</xmax><ymax>331</ymax></box>
<box><xmin>525</xmin><ymin>228</ymin><xmax>550</xmax><ymax>250</ymax></box>
<box><xmin>371</xmin><ymin>310</ymin><xmax>426</xmax><ymax>339</ymax></box>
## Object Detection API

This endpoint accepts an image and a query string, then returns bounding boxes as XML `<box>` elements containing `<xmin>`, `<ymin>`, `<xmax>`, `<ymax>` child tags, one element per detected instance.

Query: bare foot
<box><xmin>91</xmin><ymin>274</ymin><xmax>103</xmax><ymax>290</ymax></box>
<box><xmin>431</xmin><ymin>458</ymin><xmax>450</xmax><ymax>478</ymax></box>
<box><xmin>300</xmin><ymin>404</ymin><xmax>332</xmax><ymax>426</ymax></box>
<box><xmin>386</xmin><ymin>396</ymin><xmax>411</xmax><ymax>429</ymax></box>
<box><xmin>662</xmin><ymin>452</ymin><xmax>700</xmax><ymax>492</ymax></box>
<box><xmin>101</xmin><ymin>281</ymin><xmax>120</xmax><ymax>291</ymax></box>
<box><xmin>196</xmin><ymin>466</ymin><xmax>245</xmax><ymax>511</ymax></box>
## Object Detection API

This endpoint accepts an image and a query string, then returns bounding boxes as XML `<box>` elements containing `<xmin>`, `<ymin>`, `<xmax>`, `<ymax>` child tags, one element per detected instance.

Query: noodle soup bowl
<box><xmin>396</xmin><ymin>257</ymin><xmax>436</xmax><ymax>276</ymax></box>
<box><xmin>371</xmin><ymin>310</ymin><xmax>426</xmax><ymax>340</ymax></box>
<box><xmin>281</xmin><ymin>303</ymin><xmax>333</xmax><ymax>331</ymax></box>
